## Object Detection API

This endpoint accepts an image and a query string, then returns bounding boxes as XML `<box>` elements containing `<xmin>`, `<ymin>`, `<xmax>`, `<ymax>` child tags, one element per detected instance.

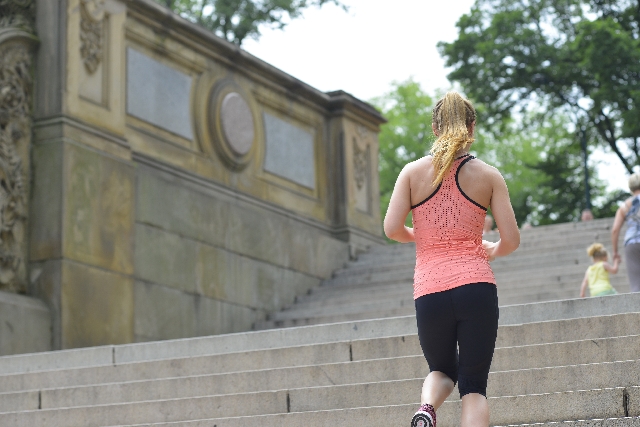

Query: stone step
<box><xmin>109</xmin><ymin>417</ymin><xmax>640</xmax><ymax>427</ymax></box>
<box><xmin>255</xmin><ymin>307</ymin><xmax>415</xmax><ymax>329</ymax></box>
<box><xmin>272</xmin><ymin>283</ymin><xmax>634</xmax><ymax>325</ymax></box>
<box><xmin>3</xmin><ymin>311</ymin><xmax>637</xmax><ymax>396</ymax></box>
<box><xmin>284</xmin><ymin>277</ymin><xmax>632</xmax><ymax>318</ymax></box>
<box><xmin>82</xmin><ymin>386</ymin><xmax>640</xmax><ymax>427</ymax></box>
<box><xmin>4</xmin><ymin>293</ymin><xmax>635</xmax><ymax>378</ymax></box>
<box><xmin>495</xmin><ymin>418</ymin><xmax>640</xmax><ymax>427</ymax></box>
<box><xmin>325</xmin><ymin>261</ymin><xmax>623</xmax><ymax>288</ymax></box>
<box><xmin>1</xmin><ymin>362</ymin><xmax>637</xmax><ymax>424</ymax></box>
<box><xmin>341</xmin><ymin>246</ymin><xmax>621</xmax><ymax>278</ymax></box>
<box><xmin>0</xmin><ymin>315</ymin><xmax>417</xmax><ymax>376</ymax></box>
<box><xmin>263</xmin><ymin>295</ymin><xmax>640</xmax><ymax>336</ymax></box>
<box><xmin>358</xmin><ymin>226</ymin><xmax>617</xmax><ymax>264</ymax></box>
<box><xmin>2</xmin><ymin>334</ymin><xmax>637</xmax><ymax>412</ymax></box>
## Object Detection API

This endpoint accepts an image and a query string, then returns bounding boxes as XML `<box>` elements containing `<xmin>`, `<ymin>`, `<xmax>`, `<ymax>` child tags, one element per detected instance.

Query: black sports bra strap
<box><xmin>455</xmin><ymin>156</ymin><xmax>487</xmax><ymax>211</ymax></box>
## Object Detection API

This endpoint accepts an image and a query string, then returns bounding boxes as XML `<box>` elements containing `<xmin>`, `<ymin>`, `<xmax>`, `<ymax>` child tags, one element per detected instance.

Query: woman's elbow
<box><xmin>503</xmin><ymin>231</ymin><xmax>520</xmax><ymax>254</ymax></box>
<box><xmin>383</xmin><ymin>223</ymin><xmax>400</xmax><ymax>241</ymax></box>
<box><xmin>383</xmin><ymin>219</ymin><xmax>394</xmax><ymax>239</ymax></box>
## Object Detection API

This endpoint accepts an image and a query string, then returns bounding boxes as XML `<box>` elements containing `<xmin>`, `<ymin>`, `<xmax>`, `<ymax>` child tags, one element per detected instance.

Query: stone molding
<box><xmin>132</xmin><ymin>151</ymin><xmax>336</xmax><ymax>236</ymax></box>
<box><xmin>0</xmin><ymin>27</ymin><xmax>38</xmax><ymax>293</ymax></box>
<box><xmin>80</xmin><ymin>0</ymin><xmax>106</xmax><ymax>74</ymax></box>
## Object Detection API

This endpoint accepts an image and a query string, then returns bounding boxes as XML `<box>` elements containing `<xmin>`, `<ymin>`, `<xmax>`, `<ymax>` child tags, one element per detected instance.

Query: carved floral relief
<box><xmin>0</xmin><ymin>0</ymin><xmax>35</xmax><ymax>31</ymax></box>
<box><xmin>353</xmin><ymin>138</ymin><xmax>368</xmax><ymax>191</ymax></box>
<box><xmin>80</xmin><ymin>0</ymin><xmax>106</xmax><ymax>74</ymax></box>
<box><xmin>0</xmin><ymin>45</ymin><xmax>31</xmax><ymax>292</ymax></box>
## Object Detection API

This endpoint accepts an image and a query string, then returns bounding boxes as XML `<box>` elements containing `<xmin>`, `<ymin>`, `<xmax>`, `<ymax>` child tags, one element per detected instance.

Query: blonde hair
<box><xmin>629</xmin><ymin>172</ymin><xmax>640</xmax><ymax>192</ymax></box>
<box><xmin>430</xmin><ymin>92</ymin><xmax>476</xmax><ymax>185</ymax></box>
<box><xmin>587</xmin><ymin>243</ymin><xmax>607</xmax><ymax>259</ymax></box>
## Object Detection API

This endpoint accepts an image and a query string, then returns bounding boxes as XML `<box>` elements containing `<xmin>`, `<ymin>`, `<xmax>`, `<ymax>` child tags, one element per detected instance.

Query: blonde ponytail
<box><xmin>430</xmin><ymin>92</ymin><xmax>476</xmax><ymax>185</ymax></box>
<box><xmin>587</xmin><ymin>243</ymin><xmax>607</xmax><ymax>258</ymax></box>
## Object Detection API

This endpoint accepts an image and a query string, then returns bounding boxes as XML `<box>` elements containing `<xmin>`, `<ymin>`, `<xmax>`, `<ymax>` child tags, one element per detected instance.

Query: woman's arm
<box><xmin>579</xmin><ymin>271</ymin><xmax>589</xmax><ymax>298</ymax></box>
<box><xmin>383</xmin><ymin>166</ymin><xmax>415</xmax><ymax>243</ymax></box>
<box><xmin>611</xmin><ymin>200</ymin><xmax>630</xmax><ymax>258</ymax></box>
<box><xmin>486</xmin><ymin>170</ymin><xmax>520</xmax><ymax>259</ymax></box>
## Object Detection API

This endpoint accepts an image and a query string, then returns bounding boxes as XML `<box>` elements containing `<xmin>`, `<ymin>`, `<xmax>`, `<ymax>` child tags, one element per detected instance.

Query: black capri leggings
<box><xmin>415</xmin><ymin>282</ymin><xmax>499</xmax><ymax>398</ymax></box>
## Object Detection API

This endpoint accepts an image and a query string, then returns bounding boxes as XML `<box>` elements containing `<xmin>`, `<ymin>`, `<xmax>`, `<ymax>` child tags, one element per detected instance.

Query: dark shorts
<box><xmin>414</xmin><ymin>282</ymin><xmax>499</xmax><ymax>398</ymax></box>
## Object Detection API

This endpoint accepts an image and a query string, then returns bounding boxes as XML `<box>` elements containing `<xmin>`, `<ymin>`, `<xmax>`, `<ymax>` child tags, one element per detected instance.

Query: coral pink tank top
<box><xmin>412</xmin><ymin>155</ymin><xmax>496</xmax><ymax>299</ymax></box>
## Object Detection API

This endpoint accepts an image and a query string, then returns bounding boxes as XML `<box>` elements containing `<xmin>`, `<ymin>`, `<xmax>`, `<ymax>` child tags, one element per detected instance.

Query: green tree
<box><xmin>157</xmin><ymin>0</ymin><xmax>345</xmax><ymax>45</ymax></box>
<box><xmin>370</xmin><ymin>79</ymin><xmax>435</xmax><ymax>223</ymax></box>
<box><xmin>372</xmin><ymin>81</ymin><xmax>622</xmax><ymax>228</ymax></box>
<box><xmin>438</xmin><ymin>0</ymin><xmax>640</xmax><ymax>172</ymax></box>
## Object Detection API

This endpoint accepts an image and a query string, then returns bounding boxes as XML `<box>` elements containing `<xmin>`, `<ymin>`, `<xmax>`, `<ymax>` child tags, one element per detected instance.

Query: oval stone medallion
<box><xmin>220</xmin><ymin>92</ymin><xmax>255</xmax><ymax>156</ymax></box>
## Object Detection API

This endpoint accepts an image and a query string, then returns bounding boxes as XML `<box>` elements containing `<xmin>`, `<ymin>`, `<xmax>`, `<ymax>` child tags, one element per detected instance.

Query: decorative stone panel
<box><xmin>263</xmin><ymin>113</ymin><xmax>315</xmax><ymax>189</ymax></box>
<box><xmin>79</xmin><ymin>0</ymin><xmax>106</xmax><ymax>75</ymax></box>
<box><xmin>204</xmin><ymin>78</ymin><xmax>260</xmax><ymax>170</ymax></box>
<box><xmin>0</xmin><ymin>25</ymin><xmax>38</xmax><ymax>293</ymax></box>
<box><xmin>126</xmin><ymin>47</ymin><xmax>194</xmax><ymax>140</ymax></box>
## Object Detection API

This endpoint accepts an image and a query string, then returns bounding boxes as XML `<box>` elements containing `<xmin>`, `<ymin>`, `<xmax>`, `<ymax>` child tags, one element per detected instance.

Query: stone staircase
<box><xmin>1</xmin><ymin>218</ymin><xmax>639</xmax><ymax>426</ymax></box>
<box><xmin>256</xmin><ymin>218</ymin><xmax>630</xmax><ymax>329</ymax></box>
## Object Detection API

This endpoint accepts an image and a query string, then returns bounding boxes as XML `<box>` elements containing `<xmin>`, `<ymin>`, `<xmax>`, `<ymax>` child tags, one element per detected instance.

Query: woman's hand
<box><xmin>482</xmin><ymin>240</ymin><xmax>497</xmax><ymax>262</ymax></box>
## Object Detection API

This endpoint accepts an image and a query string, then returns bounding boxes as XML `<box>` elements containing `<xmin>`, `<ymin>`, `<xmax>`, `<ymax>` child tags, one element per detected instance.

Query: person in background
<box><xmin>611</xmin><ymin>172</ymin><xmax>640</xmax><ymax>292</ymax></box>
<box><xmin>580</xmin><ymin>243</ymin><xmax>619</xmax><ymax>298</ymax></box>
<box><xmin>581</xmin><ymin>209</ymin><xmax>594</xmax><ymax>222</ymax></box>
<box><xmin>384</xmin><ymin>91</ymin><xmax>520</xmax><ymax>427</ymax></box>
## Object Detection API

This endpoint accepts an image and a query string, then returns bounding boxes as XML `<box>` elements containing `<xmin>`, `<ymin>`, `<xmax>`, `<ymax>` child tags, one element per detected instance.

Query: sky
<box><xmin>242</xmin><ymin>0</ymin><xmax>475</xmax><ymax>101</ymax></box>
<box><xmin>242</xmin><ymin>0</ymin><xmax>630</xmax><ymax>192</ymax></box>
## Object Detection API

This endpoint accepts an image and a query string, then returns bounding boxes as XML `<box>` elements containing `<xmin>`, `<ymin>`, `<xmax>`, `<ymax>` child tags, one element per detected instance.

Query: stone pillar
<box><xmin>30</xmin><ymin>0</ymin><xmax>134</xmax><ymax>350</ymax></box>
<box><xmin>328</xmin><ymin>91</ymin><xmax>386</xmax><ymax>257</ymax></box>
<box><xmin>0</xmin><ymin>1</ymin><xmax>38</xmax><ymax>294</ymax></box>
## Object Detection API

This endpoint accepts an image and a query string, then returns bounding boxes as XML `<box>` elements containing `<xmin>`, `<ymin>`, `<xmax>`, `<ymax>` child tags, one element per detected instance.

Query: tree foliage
<box><xmin>477</xmin><ymin>113</ymin><xmax>624</xmax><ymax>225</ymax></box>
<box><xmin>370</xmin><ymin>79</ymin><xmax>435</xmax><ymax>223</ymax></box>
<box><xmin>157</xmin><ymin>0</ymin><xmax>345</xmax><ymax>45</ymax></box>
<box><xmin>373</xmin><ymin>81</ymin><xmax>625</xmax><ymax>229</ymax></box>
<box><xmin>438</xmin><ymin>0</ymin><xmax>640</xmax><ymax>173</ymax></box>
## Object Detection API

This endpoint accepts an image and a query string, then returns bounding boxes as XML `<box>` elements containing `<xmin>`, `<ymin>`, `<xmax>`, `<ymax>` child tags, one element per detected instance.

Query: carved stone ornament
<box><xmin>0</xmin><ymin>44</ymin><xmax>30</xmax><ymax>292</ymax></box>
<box><xmin>205</xmin><ymin>79</ymin><xmax>258</xmax><ymax>171</ymax></box>
<box><xmin>353</xmin><ymin>138</ymin><xmax>368</xmax><ymax>191</ymax></box>
<box><xmin>0</xmin><ymin>0</ymin><xmax>35</xmax><ymax>31</ymax></box>
<box><xmin>80</xmin><ymin>0</ymin><xmax>106</xmax><ymax>74</ymax></box>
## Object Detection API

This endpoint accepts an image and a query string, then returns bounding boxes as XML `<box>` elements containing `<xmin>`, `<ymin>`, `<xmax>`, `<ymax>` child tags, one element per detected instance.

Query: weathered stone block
<box><xmin>61</xmin><ymin>261</ymin><xmax>134</xmax><ymax>349</ymax></box>
<box><xmin>64</xmin><ymin>142</ymin><xmax>135</xmax><ymax>275</ymax></box>
<box><xmin>135</xmin><ymin>224</ymin><xmax>197</xmax><ymax>293</ymax></box>
<box><xmin>30</xmin><ymin>141</ymin><xmax>63</xmax><ymax>261</ymax></box>
<box><xmin>196</xmin><ymin>243</ymin><xmax>281</xmax><ymax>311</ymax></box>
<box><xmin>136</xmin><ymin>167</ymin><xmax>228</xmax><ymax>248</ymax></box>
<box><xmin>29</xmin><ymin>259</ymin><xmax>63</xmax><ymax>350</ymax></box>
<box><xmin>0</xmin><ymin>291</ymin><xmax>51</xmax><ymax>356</ymax></box>
<box><xmin>313</xmin><ymin>233</ymin><xmax>350</xmax><ymax>277</ymax></box>
<box><xmin>134</xmin><ymin>281</ymin><xmax>196</xmax><ymax>341</ymax></box>
<box><xmin>225</xmin><ymin>204</ymin><xmax>288</xmax><ymax>268</ymax></box>
<box><xmin>194</xmin><ymin>296</ymin><xmax>259</xmax><ymax>337</ymax></box>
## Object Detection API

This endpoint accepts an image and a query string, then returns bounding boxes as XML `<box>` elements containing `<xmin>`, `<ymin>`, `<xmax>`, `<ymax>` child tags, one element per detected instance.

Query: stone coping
<box><xmin>124</xmin><ymin>0</ymin><xmax>386</xmax><ymax>126</ymax></box>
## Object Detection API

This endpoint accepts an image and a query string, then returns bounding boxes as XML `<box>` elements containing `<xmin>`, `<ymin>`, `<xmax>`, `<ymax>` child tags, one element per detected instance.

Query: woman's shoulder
<box><xmin>401</xmin><ymin>155</ymin><xmax>433</xmax><ymax>175</ymax></box>
<box><xmin>465</xmin><ymin>157</ymin><xmax>504</xmax><ymax>181</ymax></box>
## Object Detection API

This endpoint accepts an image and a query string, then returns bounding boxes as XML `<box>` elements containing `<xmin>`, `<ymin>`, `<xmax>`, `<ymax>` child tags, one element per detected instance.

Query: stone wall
<box><xmin>2</xmin><ymin>0</ymin><xmax>385</xmax><ymax>354</ymax></box>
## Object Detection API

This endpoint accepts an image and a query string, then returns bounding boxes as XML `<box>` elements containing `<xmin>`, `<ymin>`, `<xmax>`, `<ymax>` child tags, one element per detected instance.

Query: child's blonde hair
<box><xmin>587</xmin><ymin>243</ymin><xmax>608</xmax><ymax>259</ymax></box>
<box><xmin>430</xmin><ymin>92</ymin><xmax>476</xmax><ymax>185</ymax></box>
